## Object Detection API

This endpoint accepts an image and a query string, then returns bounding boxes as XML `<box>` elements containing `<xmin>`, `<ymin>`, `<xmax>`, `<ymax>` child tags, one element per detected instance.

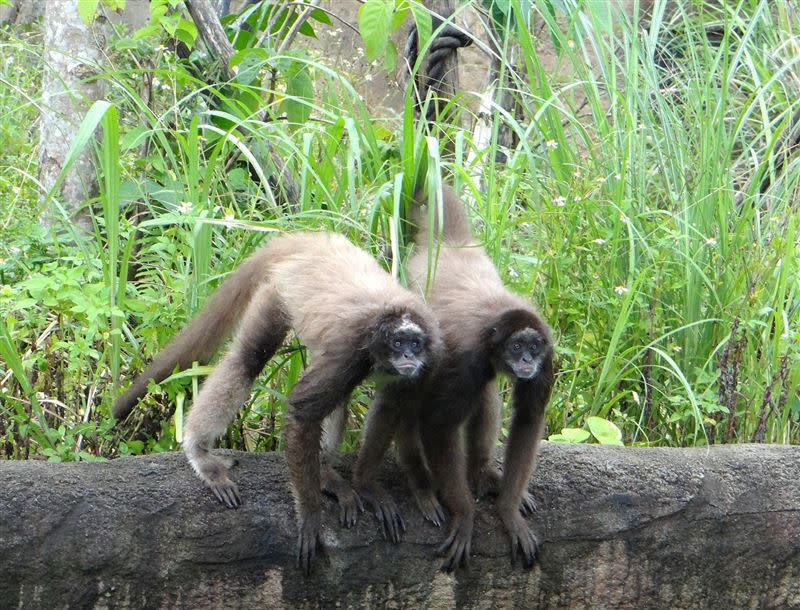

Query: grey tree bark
<box><xmin>1</xmin><ymin>443</ymin><xmax>798</xmax><ymax>609</ymax></box>
<box><xmin>0</xmin><ymin>0</ymin><xmax>44</xmax><ymax>25</ymax></box>
<box><xmin>38</xmin><ymin>1</ymin><xmax>108</xmax><ymax>231</ymax></box>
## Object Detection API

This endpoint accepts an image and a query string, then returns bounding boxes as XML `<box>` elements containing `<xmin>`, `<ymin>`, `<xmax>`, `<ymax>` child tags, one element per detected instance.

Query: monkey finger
<box><xmin>437</xmin><ymin>529</ymin><xmax>458</xmax><ymax>555</ymax></box>
<box><xmin>519</xmin><ymin>491</ymin><xmax>537</xmax><ymax>516</ymax></box>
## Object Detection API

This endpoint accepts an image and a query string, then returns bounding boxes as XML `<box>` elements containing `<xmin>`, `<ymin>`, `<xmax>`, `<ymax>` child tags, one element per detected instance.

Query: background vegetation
<box><xmin>0</xmin><ymin>0</ymin><xmax>798</xmax><ymax>462</ymax></box>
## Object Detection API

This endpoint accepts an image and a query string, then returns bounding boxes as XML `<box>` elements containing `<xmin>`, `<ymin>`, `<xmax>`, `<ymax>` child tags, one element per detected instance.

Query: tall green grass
<box><xmin>0</xmin><ymin>0</ymin><xmax>797</xmax><ymax>461</ymax></box>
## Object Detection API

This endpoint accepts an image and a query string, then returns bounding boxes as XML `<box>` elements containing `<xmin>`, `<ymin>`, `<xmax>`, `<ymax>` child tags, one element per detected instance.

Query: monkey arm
<box><xmin>285</xmin><ymin>354</ymin><xmax>371</xmax><ymax>575</ymax></box>
<box><xmin>465</xmin><ymin>380</ymin><xmax>503</xmax><ymax>496</ymax></box>
<box><xmin>496</xmin><ymin>354</ymin><xmax>554</xmax><ymax>567</ymax></box>
<box><xmin>394</xmin><ymin>401</ymin><xmax>444</xmax><ymax>527</ymax></box>
<box><xmin>420</xmin><ymin>411</ymin><xmax>475</xmax><ymax>572</ymax></box>
<box><xmin>352</xmin><ymin>389</ymin><xmax>406</xmax><ymax>543</ymax></box>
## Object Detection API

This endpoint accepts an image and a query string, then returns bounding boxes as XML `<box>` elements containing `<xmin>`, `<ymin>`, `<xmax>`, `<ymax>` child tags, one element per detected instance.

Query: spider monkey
<box><xmin>327</xmin><ymin>186</ymin><xmax>554</xmax><ymax>570</ymax></box>
<box><xmin>113</xmin><ymin>231</ymin><xmax>441</xmax><ymax>574</ymax></box>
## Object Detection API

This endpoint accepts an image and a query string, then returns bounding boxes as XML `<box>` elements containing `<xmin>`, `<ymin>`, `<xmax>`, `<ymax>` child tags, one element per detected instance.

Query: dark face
<box><xmin>371</xmin><ymin>314</ymin><xmax>429</xmax><ymax>379</ymax></box>
<box><xmin>500</xmin><ymin>328</ymin><xmax>546</xmax><ymax>380</ymax></box>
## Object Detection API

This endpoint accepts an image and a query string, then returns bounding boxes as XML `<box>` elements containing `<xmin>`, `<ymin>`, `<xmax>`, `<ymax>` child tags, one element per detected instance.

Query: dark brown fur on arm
<box><xmin>496</xmin><ymin>354</ymin><xmax>554</xmax><ymax>566</ymax></box>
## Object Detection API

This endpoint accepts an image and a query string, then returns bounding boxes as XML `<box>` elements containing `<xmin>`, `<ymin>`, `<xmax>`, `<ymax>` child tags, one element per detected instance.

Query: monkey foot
<box><xmin>437</xmin><ymin>514</ymin><xmax>473</xmax><ymax>572</ymax></box>
<box><xmin>472</xmin><ymin>466</ymin><xmax>502</xmax><ymax>498</ymax></box>
<box><xmin>321</xmin><ymin>466</ymin><xmax>364</xmax><ymax>527</ymax></box>
<box><xmin>207</xmin><ymin>477</ymin><xmax>241</xmax><ymax>509</ymax></box>
<box><xmin>502</xmin><ymin>510</ymin><xmax>540</xmax><ymax>568</ymax></box>
<box><xmin>519</xmin><ymin>490</ymin><xmax>537</xmax><ymax>516</ymax></box>
<box><xmin>295</xmin><ymin>512</ymin><xmax>322</xmax><ymax>575</ymax></box>
<box><xmin>357</xmin><ymin>484</ymin><xmax>405</xmax><ymax>543</ymax></box>
<box><xmin>413</xmin><ymin>488</ymin><xmax>445</xmax><ymax>527</ymax></box>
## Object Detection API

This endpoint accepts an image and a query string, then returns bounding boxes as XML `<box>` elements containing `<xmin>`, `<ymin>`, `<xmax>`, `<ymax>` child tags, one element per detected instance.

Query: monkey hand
<box><xmin>472</xmin><ymin>467</ymin><xmax>537</xmax><ymax>515</ymax></box>
<box><xmin>321</xmin><ymin>466</ymin><xmax>364</xmax><ymax>528</ymax></box>
<box><xmin>413</xmin><ymin>487</ymin><xmax>445</xmax><ymax>528</ymax></box>
<box><xmin>295</xmin><ymin>511</ymin><xmax>322</xmax><ymax>576</ymax></box>
<box><xmin>356</xmin><ymin>483</ymin><xmax>405</xmax><ymax>543</ymax></box>
<box><xmin>471</xmin><ymin>465</ymin><xmax>501</xmax><ymax>498</ymax></box>
<box><xmin>500</xmin><ymin>508</ymin><xmax>540</xmax><ymax>568</ymax></box>
<box><xmin>437</xmin><ymin>512</ymin><xmax>473</xmax><ymax>572</ymax></box>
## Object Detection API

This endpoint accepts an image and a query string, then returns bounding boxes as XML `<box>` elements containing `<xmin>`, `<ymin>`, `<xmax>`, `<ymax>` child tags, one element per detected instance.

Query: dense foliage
<box><xmin>0</xmin><ymin>0</ymin><xmax>798</xmax><ymax>462</ymax></box>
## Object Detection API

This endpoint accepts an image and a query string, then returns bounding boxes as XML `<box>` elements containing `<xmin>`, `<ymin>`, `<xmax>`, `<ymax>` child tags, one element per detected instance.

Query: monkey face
<box><xmin>499</xmin><ymin>328</ymin><xmax>546</xmax><ymax>380</ymax></box>
<box><xmin>370</xmin><ymin>313</ymin><xmax>430</xmax><ymax>379</ymax></box>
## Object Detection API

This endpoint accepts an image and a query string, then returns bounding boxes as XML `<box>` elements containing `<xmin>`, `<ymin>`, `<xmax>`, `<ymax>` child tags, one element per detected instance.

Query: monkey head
<box><xmin>488</xmin><ymin>309</ymin><xmax>552</xmax><ymax>380</ymax></box>
<box><xmin>368</xmin><ymin>310</ymin><xmax>437</xmax><ymax>379</ymax></box>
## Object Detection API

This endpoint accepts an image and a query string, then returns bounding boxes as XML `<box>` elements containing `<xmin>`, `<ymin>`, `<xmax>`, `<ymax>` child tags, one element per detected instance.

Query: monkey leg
<box><xmin>395</xmin><ymin>411</ymin><xmax>444</xmax><ymax>527</ymax></box>
<box><xmin>353</xmin><ymin>389</ymin><xmax>405</xmax><ymax>543</ymax></box>
<box><xmin>183</xmin><ymin>285</ymin><xmax>288</xmax><ymax>509</ymax></box>
<box><xmin>320</xmin><ymin>405</ymin><xmax>363</xmax><ymax>527</ymax></box>
<box><xmin>466</xmin><ymin>380</ymin><xmax>502</xmax><ymax>496</ymax></box>
<box><xmin>496</xmin><ymin>360</ymin><xmax>553</xmax><ymax>568</ymax></box>
<box><xmin>466</xmin><ymin>381</ymin><xmax>536</xmax><ymax>515</ymax></box>
<box><xmin>286</xmin><ymin>352</ymin><xmax>371</xmax><ymax>574</ymax></box>
<box><xmin>421</xmin><ymin>420</ymin><xmax>474</xmax><ymax>572</ymax></box>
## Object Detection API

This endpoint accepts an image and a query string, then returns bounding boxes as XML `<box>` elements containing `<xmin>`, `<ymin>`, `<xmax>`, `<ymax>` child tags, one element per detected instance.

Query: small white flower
<box><xmin>573</xmin><ymin>168</ymin><xmax>582</xmax><ymax>178</ymax></box>
<box><xmin>546</xmin><ymin>140</ymin><xmax>558</xmax><ymax>149</ymax></box>
<box><xmin>507</xmin><ymin>266</ymin><xmax>519</xmax><ymax>279</ymax></box>
<box><xmin>365</xmin><ymin>74</ymin><xmax>373</xmax><ymax>82</ymax></box>
<box><xmin>178</xmin><ymin>201</ymin><xmax>193</xmax><ymax>213</ymax></box>
<box><xmin>672</xmin><ymin>345</ymin><xmax>682</xmax><ymax>353</ymax></box>
<box><xmin>593</xmin><ymin>238</ymin><xmax>606</xmax><ymax>245</ymax></box>
<box><xmin>620</xmin><ymin>213</ymin><xmax>628</xmax><ymax>223</ymax></box>
<box><xmin>554</xmin><ymin>195</ymin><xmax>566</xmax><ymax>207</ymax></box>
<box><xmin>567</xmin><ymin>39</ymin><xmax>575</xmax><ymax>49</ymax></box>
<box><xmin>614</xmin><ymin>285</ymin><xmax>629</xmax><ymax>295</ymax></box>
<box><xmin>705</xmin><ymin>237</ymin><xmax>717</xmax><ymax>246</ymax></box>
<box><xmin>224</xmin><ymin>213</ymin><xmax>235</xmax><ymax>221</ymax></box>
<box><xmin>614</xmin><ymin>173</ymin><xmax>622</xmax><ymax>180</ymax></box>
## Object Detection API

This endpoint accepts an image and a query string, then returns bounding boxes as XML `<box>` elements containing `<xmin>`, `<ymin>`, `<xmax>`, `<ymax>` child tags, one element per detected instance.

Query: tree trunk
<box><xmin>0</xmin><ymin>0</ymin><xmax>44</xmax><ymax>25</ymax></box>
<box><xmin>38</xmin><ymin>1</ymin><xmax>107</xmax><ymax>231</ymax></box>
<box><xmin>2</xmin><ymin>443</ymin><xmax>798</xmax><ymax>608</ymax></box>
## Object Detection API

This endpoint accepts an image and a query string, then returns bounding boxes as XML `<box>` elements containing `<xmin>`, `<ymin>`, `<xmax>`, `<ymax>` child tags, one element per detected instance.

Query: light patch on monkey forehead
<box><xmin>514</xmin><ymin>327</ymin><xmax>541</xmax><ymax>342</ymax></box>
<box><xmin>395</xmin><ymin>314</ymin><xmax>423</xmax><ymax>335</ymax></box>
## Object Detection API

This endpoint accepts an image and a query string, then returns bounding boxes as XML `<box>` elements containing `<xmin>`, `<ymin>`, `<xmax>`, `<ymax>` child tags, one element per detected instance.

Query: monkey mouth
<box><xmin>512</xmin><ymin>362</ymin><xmax>540</xmax><ymax>379</ymax></box>
<box><xmin>394</xmin><ymin>361</ymin><xmax>422</xmax><ymax>377</ymax></box>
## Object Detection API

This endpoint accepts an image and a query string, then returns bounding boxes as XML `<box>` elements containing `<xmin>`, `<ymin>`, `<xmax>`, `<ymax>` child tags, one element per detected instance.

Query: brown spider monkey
<box><xmin>112</xmin><ymin>232</ymin><xmax>441</xmax><ymax>574</ymax></box>
<box><xmin>328</xmin><ymin>185</ymin><xmax>554</xmax><ymax>570</ymax></box>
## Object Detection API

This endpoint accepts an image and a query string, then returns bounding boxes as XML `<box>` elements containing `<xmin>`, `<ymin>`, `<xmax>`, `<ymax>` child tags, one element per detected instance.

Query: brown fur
<box><xmin>114</xmin><ymin>232</ymin><xmax>441</xmax><ymax>574</ymax></box>
<box><xmin>408</xmin><ymin>186</ymin><xmax>554</xmax><ymax>570</ymax></box>
<box><xmin>329</xmin><ymin>187</ymin><xmax>554</xmax><ymax>568</ymax></box>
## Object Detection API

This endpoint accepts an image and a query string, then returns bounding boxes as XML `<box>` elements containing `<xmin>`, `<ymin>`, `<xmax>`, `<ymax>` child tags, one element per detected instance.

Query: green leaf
<box><xmin>358</xmin><ymin>0</ymin><xmax>393</xmax><ymax>61</ymax></box>
<box><xmin>161</xmin><ymin>11</ymin><xmax>181</xmax><ymax>36</ymax></box>
<box><xmin>587</xmin><ymin>416</ymin><xmax>623</xmax><ymax>445</ymax></box>
<box><xmin>175</xmin><ymin>18</ymin><xmax>198</xmax><ymax>46</ymax></box>
<box><xmin>121</xmin><ymin>126</ymin><xmax>149</xmax><ymax>151</ymax></box>
<box><xmin>383</xmin><ymin>40</ymin><xmax>397</xmax><ymax>71</ymax></box>
<box><xmin>391</xmin><ymin>5</ymin><xmax>409</xmax><ymax>30</ymax></box>
<box><xmin>310</xmin><ymin>8</ymin><xmax>332</xmax><ymax>25</ymax></box>
<box><xmin>410</xmin><ymin>4</ymin><xmax>431</xmax><ymax>56</ymax></box>
<box><xmin>562</xmin><ymin>427</ymin><xmax>591</xmax><ymax>443</ymax></box>
<box><xmin>281</xmin><ymin>60</ymin><xmax>313</xmax><ymax>125</ymax></box>
<box><xmin>77</xmin><ymin>0</ymin><xmax>99</xmax><ymax>25</ymax></box>
<box><xmin>132</xmin><ymin>24</ymin><xmax>160</xmax><ymax>40</ymax></box>
<box><xmin>298</xmin><ymin>19</ymin><xmax>316</xmax><ymax>38</ymax></box>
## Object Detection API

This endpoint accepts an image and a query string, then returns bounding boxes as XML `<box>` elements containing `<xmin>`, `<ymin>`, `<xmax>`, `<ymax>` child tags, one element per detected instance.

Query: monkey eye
<box><xmin>393</xmin><ymin>340</ymin><xmax>402</xmax><ymax>349</ymax></box>
<box><xmin>512</xmin><ymin>342</ymin><xmax>521</xmax><ymax>352</ymax></box>
<box><xmin>411</xmin><ymin>340</ymin><xmax>419</xmax><ymax>349</ymax></box>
